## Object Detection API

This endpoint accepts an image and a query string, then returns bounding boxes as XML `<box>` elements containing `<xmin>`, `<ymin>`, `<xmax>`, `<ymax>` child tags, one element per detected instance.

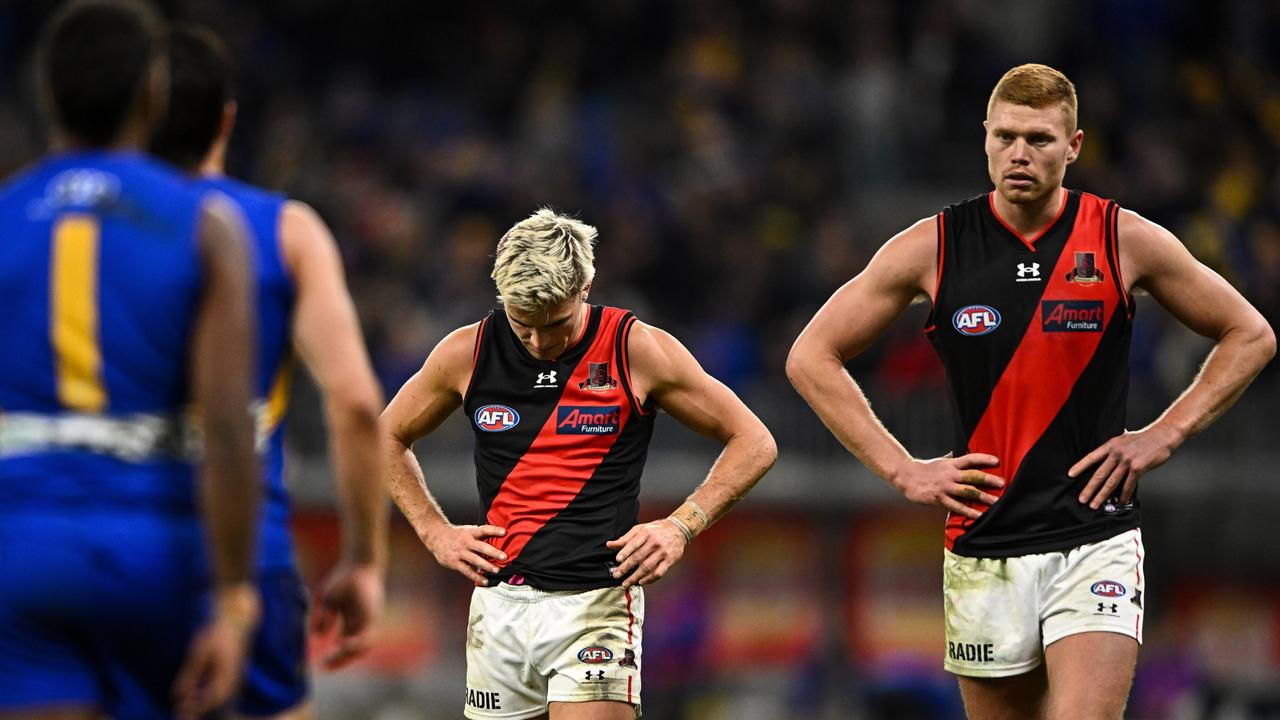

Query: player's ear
<box><xmin>1066</xmin><ymin>128</ymin><xmax>1083</xmax><ymax>165</ymax></box>
<box><xmin>580</xmin><ymin>282</ymin><xmax>592</xmax><ymax>301</ymax></box>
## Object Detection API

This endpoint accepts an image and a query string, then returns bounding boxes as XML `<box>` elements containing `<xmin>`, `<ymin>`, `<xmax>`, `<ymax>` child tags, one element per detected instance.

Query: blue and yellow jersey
<box><xmin>198</xmin><ymin>175</ymin><xmax>295</xmax><ymax>571</ymax></box>
<box><xmin>0</xmin><ymin>150</ymin><xmax>208</xmax><ymax>513</ymax></box>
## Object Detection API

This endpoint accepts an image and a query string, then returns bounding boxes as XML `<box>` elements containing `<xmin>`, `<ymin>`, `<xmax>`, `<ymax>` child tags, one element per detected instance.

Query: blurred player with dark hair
<box><xmin>0</xmin><ymin>1</ymin><xmax>261</xmax><ymax>718</ymax></box>
<box><xmin>382</xmin><ymin>208</ymin><xmax>777</xmax><ymax>719</ymax></box>
<box><xmin>788</xmin><ymin>63</ymin><xmax>1275</xmax><ymax>719</ymax></box>
<box><xmin>150</xmin><ymin>24</ymin><xmax>388</xmax><ymax>720</ymax></box>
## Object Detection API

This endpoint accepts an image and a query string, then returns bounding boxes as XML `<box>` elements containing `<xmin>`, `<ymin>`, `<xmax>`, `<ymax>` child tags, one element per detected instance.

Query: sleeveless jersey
<box><xmin>926</xmin><ymin>189</ymin><xmax>1137</xmax><ymax>557</ymax></box>
<box><xmin>0</xmin><ymin>150</ymin><xmax>207</xmax><ymax>512</ymax></box>
<box><xmin>197</xmin><ymin>176</ymin><xmax>295</xmax><ymax>571</ymax></box>
<box><xmin>464</xmin><ymin>305</ymin><xmax>656</xmax><ymax>590</ymax></box>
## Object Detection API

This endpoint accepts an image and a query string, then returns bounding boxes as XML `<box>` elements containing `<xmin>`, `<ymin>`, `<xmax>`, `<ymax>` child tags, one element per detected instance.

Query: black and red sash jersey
<box><xmin>463</xmin><ymin>304</ymin><xmax>656</xmax><ymax>590</ymax></box>
<box><xmin>926</xmin><ymin>189</ymin><xmax>1137</xmax><ymax>558</ymax></box>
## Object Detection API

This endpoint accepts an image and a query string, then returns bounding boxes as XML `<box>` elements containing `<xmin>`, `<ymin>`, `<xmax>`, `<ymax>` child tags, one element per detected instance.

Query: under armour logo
<box><xmin>585</xmin><ymin>670</ymin><xmax>605</xmax><ymax>681</ymax></box>
<box><xmin>1097</xmin><ymin>602</ymin><xmax>1118</xmax><ymax>614</ymax></box>
<box><xmin>1016</xmin><ymin>262</ymin><xmax>1042</xmax><ymax>282</ymax></box>
<box><xmin>535</xmin><ymin>371</ymin><xmax>558</xmax><ymax>387</ymax></box>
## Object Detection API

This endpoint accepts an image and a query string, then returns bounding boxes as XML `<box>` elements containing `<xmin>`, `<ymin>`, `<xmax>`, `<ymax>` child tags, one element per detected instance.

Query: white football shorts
<box><xmin>943</xmin><ymin>528</ymin><xmax>1145</xmax><ymax>677</ymax></box>
<box><xmin>464</xmin><ymin>582</ymin><xmax>643</xmax><ymax>719</ymax></box>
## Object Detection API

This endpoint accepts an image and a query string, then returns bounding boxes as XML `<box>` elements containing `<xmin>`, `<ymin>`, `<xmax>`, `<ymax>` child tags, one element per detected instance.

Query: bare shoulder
<box><xmin>626</xmin><ymin>321</ymin><xmax>684</xmax><ymax>371</ymax></box>
<box><xmin>384</xmin><ymin>321</ymin><xmax>484</xmax><ymax>439</ymax></box>
<box><xmin>278</xmin><ymin>199</ymin><xmax>336</xmax><ymax>270</ymax></box>
<box><xmin>428</xmin><ymin>322</ymin><xmax>484</xmax><ymax>390</ymax></box>
<box><xmin>280</xmin><ymin>199</ymin><xmax>328</xmax><ymax>236</ymax></box>
<box><xmin>624</xmin><ymin>320</ymin><xmax>700</xmax><ymax>398</ymax></box>
<box><xmin>868</xmin><ymin>215</ymin><xmax>939</xmax><ymax>296</ymax></box>
<box><xmin>1116</xmin><ymin>208</ymin><xmax>1193</xmax><ymax>287</ymax></box>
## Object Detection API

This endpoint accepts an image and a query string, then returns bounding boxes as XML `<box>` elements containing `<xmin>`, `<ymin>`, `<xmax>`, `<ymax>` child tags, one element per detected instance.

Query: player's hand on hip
<box><xmin>607</xmin><ymin>520</ymin><xmax>687</xmax><ymax>588</ymax></box>
<box><xmin>1071</xmin><ymin>427</ymin><xmax>1177</xmax><ymax>509</ymax></box>
<box><xmin>890</xmin><ymin>453</ymin><xmax>1005</xmax><ymax>519</ymax></box>
<box><xmin>424</xmin><ymin>524</ymin><xmax>507</xmax><ymax>586</ymax></box>
<box><xmin>310</xmin><ymin>561</ymin><xmax>386</xmax><ymax>670</ymax></box>
<box><xmin>173</xmin><ymin>582</ymin><xmax>260</xmax><ymax>720</ymax></box>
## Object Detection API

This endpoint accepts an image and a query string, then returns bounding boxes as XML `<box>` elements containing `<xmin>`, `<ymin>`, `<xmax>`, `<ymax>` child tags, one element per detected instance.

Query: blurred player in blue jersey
<box><xmin>0</xmin><ymin>1</ymin><xmax>262</xmax><ymax>719</ymax></box>
<box><xmin>149</xmin><ymin>24</ymin><xmax>388</xmax><ymax>720</ymax></box>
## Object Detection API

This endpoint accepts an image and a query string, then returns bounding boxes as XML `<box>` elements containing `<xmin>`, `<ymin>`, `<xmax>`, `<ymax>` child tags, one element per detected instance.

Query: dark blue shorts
<box><xmin>0</xmin><ymin>511</ymin><xmax>208</xmax><ymax>719</ymax></box>
<box><xmin>237</xmin><ymin>567</ymin><xmax>311</xmax><ymax>716</ymax></box>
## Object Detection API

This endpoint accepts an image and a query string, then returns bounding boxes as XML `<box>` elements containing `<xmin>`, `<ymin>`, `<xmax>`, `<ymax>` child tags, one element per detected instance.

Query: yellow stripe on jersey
<box><xmin>50</xmin><ymin>214</ymin><xmax>106</xmax><ymax>412</ymax></box>
<box><xmin>262</xmin><ymin>354</ymin><xmax>293</xmax><ymax>438</ymax></box>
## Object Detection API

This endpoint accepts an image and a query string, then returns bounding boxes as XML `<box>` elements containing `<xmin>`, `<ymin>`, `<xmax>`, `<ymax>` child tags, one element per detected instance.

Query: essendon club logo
<box><xmin>557</xmin><ymin>406</ymin><xmax>621</xmax><ymax>435</ymax></box>
<box><xmin>579</xmin><ymin>361</ymin><xmax>618</xmax><ymax>392</ymax></box>
<box><xmin>952</xmin><ymin>304</ymin><xmax>1001</xmax><ymax>336</ymax></box>
<box><xmin>1065</xmin><ymin>251</ymin><xmax>1105</xmax><ymax>283</ymax></box>
<box><xmin>474</xmin><ymin>404</ymin><xmax>520</xmax><ymax>432</ymax></box>
<box><xmin>1042</xmin><ymin>300</ymin><xmax>1104</xmax><ymax>332</ymax></box>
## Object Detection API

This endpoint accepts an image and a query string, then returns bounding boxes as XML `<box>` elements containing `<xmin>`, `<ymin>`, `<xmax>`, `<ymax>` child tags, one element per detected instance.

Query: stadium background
<box><xmin>2</xmin><ymin>0</ymin><xmax>1279</xmax><ymax>718</ymax></box>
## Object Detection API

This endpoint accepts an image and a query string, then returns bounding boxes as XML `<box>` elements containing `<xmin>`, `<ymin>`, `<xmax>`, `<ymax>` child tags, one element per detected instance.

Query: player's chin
<box><xmin>999</xmin><ymin>184</ymin><xmax>1042</xmax><ymax>204</ymax></box>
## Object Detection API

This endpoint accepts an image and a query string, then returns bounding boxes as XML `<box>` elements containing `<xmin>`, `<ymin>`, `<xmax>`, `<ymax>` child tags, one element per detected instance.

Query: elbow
<box><xmin>747</xmin><ymin>423</ymin><xmax>778</xmax><ymax>472</ymax></box>
<box><xmin>1257</xmin><ymin>320</ymin><xmax>1277</xmax><ymax>364</ymax></box>
<box><xmin>1237</xmin><ymin>315</ymin><xmax>1277</xmax><ymax>367</ymax></box>
<box><xmin>759</xmin><ymin>429</ymin><xmax>779</xmax><ymax>471</ymax></box>
<box><xmin>784</xmin><ymin>342</ymin><xmax>812</xmax><ymax>392</ymax></box>
<box><xmin>327</xmin><ymin>389</ymin><xmax>384</xmax><ymax>434</ymax></box>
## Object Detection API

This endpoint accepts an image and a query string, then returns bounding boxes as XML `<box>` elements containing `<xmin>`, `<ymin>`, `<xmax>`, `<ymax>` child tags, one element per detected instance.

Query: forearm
<box><xmin>787</xmin><ymin>348</ymin><xmax>912</xmax><ymax>482</ymax></box>
<box><xmin>1145</xmin><ymin>324</ymin><xmax>1276</xmax><ymax>444</ymax></box>
<box><xmin>329</xmin><ymin>405</ymin><xmax>388</xmax><ymax>567</ymax></box>
<box><xmin>384</xmin><ymin>439</ymin><xmax>452</xmax><ymax>545</ymax></box>
<box><xmin>201</xmin><ymin>410</ymin><xmax>260</xmax><ymax>585</ymax></box>
<box><xmin>683</xmin><ymin>428</ymin><xmax>776</xmax><ymax>525</ymax></box>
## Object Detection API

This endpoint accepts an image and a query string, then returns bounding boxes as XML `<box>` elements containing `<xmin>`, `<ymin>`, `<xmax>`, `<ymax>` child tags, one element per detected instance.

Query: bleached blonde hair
<box><xmin>491</xmin><ymin>208</ymin><xmax>597</xmax><ymax>312</ymax></box>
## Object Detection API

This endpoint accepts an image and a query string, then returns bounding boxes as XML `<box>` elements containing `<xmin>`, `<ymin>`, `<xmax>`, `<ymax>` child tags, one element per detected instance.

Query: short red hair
<box><xmin>988</xmin><ymin>63</ymin><xmax>1078</xmax><ymax>132</ymax></box>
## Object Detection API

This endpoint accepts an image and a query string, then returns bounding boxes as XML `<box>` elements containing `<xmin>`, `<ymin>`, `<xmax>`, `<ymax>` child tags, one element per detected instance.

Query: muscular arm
<box><xmin>634</xmin><ymin>323</ymin><xmax>777</xmax><ymax>524</ymax></box>
<box><xmin>1071</xmin><ymin>210</ymin><xmax>1276</xmax><ymax>505</ymax></box>
<box><xmin>607</xmin><ymin>322</ymin><xmax>777</xmax><ymax>587</ymax></box>
<box><xmin>175</xmin><ymin>192</ymin><xmax>259</xmax><ymax>717</ymax></box>
<box><xmin>282</xmin><ymin>201</ymin><xmax>386</xmax><ymax>568</ymax></box>
<box><xmin>381</xmin><ymin>325</ymin><xmax>506</xmax><ymax>586</ymax></box>
<box><xmin>281</xmin><ymin>201</ymin><xmax>387</xmax><ymax>668</ymax></box>
<box><xmin>786</xmin><ymin>218</ymin><xmax>1003</xmax><ymax>516</ymax></box>
<box><xmin>192</xmin><ymin>193</ymin><xmax>258</xmax><ymax>594</ymax></box>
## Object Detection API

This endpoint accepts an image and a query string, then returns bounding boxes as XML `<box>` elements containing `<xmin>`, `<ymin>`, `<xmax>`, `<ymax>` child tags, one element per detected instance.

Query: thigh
<box><xmin>0</xmin><ymin>516</ymin><xmax>100</xmax><ymax>711</ymax></box>
<box><xmin>90</xmin><ymin>517</ymin><xmax>210</xmax><ymax>720</ymax></box>
<box><xmin>543</xmin><ymin>586</ymin><xmax>642</xmax><ymax>714</ymax></box>
<box><xmin>0</xmin><ymin>513</ymin><xmax>205</xmax><ymax>717</ymax></box>
<box><xmin>943</xmin><ymin>550</ymin><xmax>1044</xmax><ymax>678</ymax></box>
<box><xmin>464</xmin><ymin>588</ymin><xmax>547</xmax><ymax>720</ymax></box>
<box><xmin>236</xmin><ymin>569</ymin><xmax>311</xmax><ymax>718</ymax></box>
<box><xmin>1043</xmin><ymin>632</ymin><xmax>1137</xmax><ymax>720</ymax></box>
<box><xmin>548</xmin><ymin>700</ymin><xmax>637</xmax><ymax>720</ymax></box>
<box><xmin>956</xmin><ymin>665</ymin><xmax>1047</xmax><ymax>720</ymax></box>
<box><xmin>1040</xmin><ymin>529</ymin><xmax>1145</xmax><ymax>650</ymax></box>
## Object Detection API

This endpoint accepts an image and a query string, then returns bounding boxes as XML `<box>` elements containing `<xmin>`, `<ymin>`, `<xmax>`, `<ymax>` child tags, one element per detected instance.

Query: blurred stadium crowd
<box><xmin>3</xmin><ymin>1</ymin><xmax>1279</xmax><ymax>404</ymax></box>
<box><xmin>2</xmin><ymin>1</ymin><xmax>1278</xmax><ymax>718</ymax></box>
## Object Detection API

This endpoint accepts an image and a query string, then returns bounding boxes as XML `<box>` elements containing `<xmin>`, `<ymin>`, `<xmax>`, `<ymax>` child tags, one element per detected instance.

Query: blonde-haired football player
<box><xmin>384</xmin><ymin>208</ymin><xmax>777</xmax><ymax>720</ymax></box>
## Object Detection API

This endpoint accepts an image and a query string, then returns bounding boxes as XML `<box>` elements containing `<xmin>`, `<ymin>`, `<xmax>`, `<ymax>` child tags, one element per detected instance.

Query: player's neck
<box><xmin>199</xmin><ymin>139</ymin><xmax>229</xmax><ymax>177</ymax></box>
<box><xmin>992</xmin><ymin>187</ymin><xmax>1066</xmax><ymax>238</ymax></box>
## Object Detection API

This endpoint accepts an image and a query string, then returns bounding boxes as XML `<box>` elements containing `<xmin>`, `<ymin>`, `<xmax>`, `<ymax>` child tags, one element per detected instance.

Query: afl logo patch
<box><xmin>1090</xmin><ymin>580</ymin><xmax>1126</xmax><ymax>598</ymax></box>
<box><xmin>952</xmin><ymin>305</ymin><xmax>1001</xmax><ymax>336</ymax></box>
<box><xmin>578</xmin><ymin>646</ymin><xmax>614</xmax><ymax>664</ymax></box>
<box><xmin>474</xmin><ymin>405</ymin><xmax>520</xmax><ymax>432</ymax></box>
